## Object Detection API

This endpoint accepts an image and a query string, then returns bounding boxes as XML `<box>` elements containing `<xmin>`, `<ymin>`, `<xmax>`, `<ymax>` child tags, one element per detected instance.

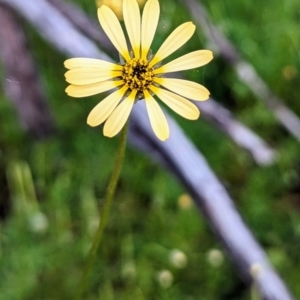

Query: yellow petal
<box><xmin>154</xmin><ymin>50</ymin><xmax>213</xmax><ymax>74</ymax></box>
<box><xmin>103</xmin><ymin>90</ymin><xmax>136</xmax><ymax>137</ymax></box>
<box><xmin>87</xmin><ymin>86</ymin><xmax>128</xmax><ymax>126</ymax></box>
<box><xmin>153</xmin><ymin>78</ymin><xmax>209</xmax><ymax>101</ymax></box>
<box><xmin>98</xmin><ymin>6</ymin><xmax>130</xmax><ymax>61</ymax></box>
<box><xmin>66</xmin><ymin>80</ymin><xmax>123</xmax><ymax>98</ymax></box>
<box><xmin>65</xmin><ymin>68</ymin><xmax>122</xmax><ymax>85</ymax></box>
<box><xmin>64</xmin><ymin>58</ymin><xmax>123</xmax><ymax>70</ymax></box>
<box><xmin>149</xmin><ymin>22</ymin><xmax>195</xmax><ymax>67</ymax></box>
<box><xmin>144</xmin><ymin>90</ymin><xmax>169</xmax><ymax>141</ymax></box>
<box><xmin>123</xmin><ymin>0</ymin><xmax>141</xmax><ymax>58</ymax></box>
<box><xmin>141</xmin><ymin>0</ymin><xmax>160</xmax><ymax>59</ymax></box>
<box><xmin>150</xmin><ymin>86</ymin><xmax>200</xmax><ymax>120</ymax></box>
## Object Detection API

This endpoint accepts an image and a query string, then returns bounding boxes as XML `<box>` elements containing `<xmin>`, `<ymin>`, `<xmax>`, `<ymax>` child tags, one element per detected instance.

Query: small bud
<box><xmin>157</xmin><ymin>269</ymin><xmax>173</xmax><ymax>289</ymax></box>
<box><xmin>177</xmin><ymin>194</ymin><xmax>193</xmax><ymax>210</ymax></box>
<box><xmin>207</xmin><ymin>249</ymin><xmax>224</xmax><ymax>268</ymax></box>
<box><xmin>169</xmin><ymin>249</ymin><xmax>187</xmax><ymax>269</ymax></box>
<box><xmin>96</xmin><ymin>0</ymin><xmax>146</xmax><ymax>20</ymax></box>
<box><xmin>28</xmin><ymin>212</ymin><xmax>49</xmax><ymax>233</ymax></box>
<box><xmin>250</xmin><ymin>263</ymin><xmax>263</xmax><ymax>280</ymax></box>
<box><xmin>282</xmin><ymin>65</ymin><xmax>297</xmax><ymax>80</ymax></box>
<box><xmin>122</xmin><ymin>261</ymin><xmax>136</xmax><ymax>280</ymax></box>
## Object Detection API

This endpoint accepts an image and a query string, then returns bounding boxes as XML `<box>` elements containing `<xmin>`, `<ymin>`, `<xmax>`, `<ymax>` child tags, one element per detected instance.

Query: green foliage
<box><xmin>1</xmin><ymin>0</ymin><xmax>300</xmax><ymax>299</ymax></box>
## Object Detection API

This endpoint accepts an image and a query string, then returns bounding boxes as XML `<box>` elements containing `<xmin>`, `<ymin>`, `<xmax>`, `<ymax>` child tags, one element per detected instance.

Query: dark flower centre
<box><xmin>122</xmin><ymin>58</ymin><xmax>154</xmax><ymax>92</ymax></box>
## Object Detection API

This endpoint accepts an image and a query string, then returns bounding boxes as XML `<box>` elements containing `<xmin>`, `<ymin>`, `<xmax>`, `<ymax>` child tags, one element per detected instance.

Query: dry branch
<box><xmin>47</xmin><ymin>0</ymin><xmax>112</xmax><ymax>54</ymax></box>
<box><xmin>0</xmin><ymin>0</ymin><xmax>294</xmax><ymax>299</ymax></box>
<box><xmin>129</xmin><ymin>102</ymin><xmax>294</xmax><ymax>300</ymax></box>
<box><xmin>197</xmin><ymin>99</ymin><xmax>276</xmax><ymax>165</ymax></box>
<box><xmin>182</xmin><ymin>0</ymin><xmax>300</xmax><ymax>143</ymax></box>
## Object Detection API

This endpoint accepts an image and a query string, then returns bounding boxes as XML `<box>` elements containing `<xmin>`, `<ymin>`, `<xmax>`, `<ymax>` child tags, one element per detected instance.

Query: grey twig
<box><xmin>0</xmin><ymin>0</ymin><xmax>294</xmax><ymax>298</ymax></box>
<box><xmin>0</xmin><ymin>0</ymin><xmax>103</xmax><ymax>59</ymax></box>
<box><xmin>47</xmin><ymin>0</ymin><xmax>113</xmax><ymax>54</ymax></box>
<box><xmin>182</xmin><ymin>0</ymin><xmax>300</xmax><ymax>143</ymax></box>
<box><xmin>129</xmin><ymin>102</ymin><xmax>294</xmax><ymax>300</ymax></box>
<box><xmin>197</xmin><ymin>99</ymin><xmax>276</xmax><ymax>165</ymax></box>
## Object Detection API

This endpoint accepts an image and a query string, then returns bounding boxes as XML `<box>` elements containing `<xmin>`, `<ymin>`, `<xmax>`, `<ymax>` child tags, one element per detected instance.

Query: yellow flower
<box><xmin>65</xmin><ymin>0</ymin><xmax>213</xmax><ymax>141</ymax></box>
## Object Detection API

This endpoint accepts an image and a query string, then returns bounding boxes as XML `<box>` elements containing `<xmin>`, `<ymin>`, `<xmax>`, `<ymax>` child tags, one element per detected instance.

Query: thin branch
<box><xmin>181</xmin><ymin>0</ymin><xmax>300</xmax><ymax>143</ymax></box>
<box><xmin>129</xmin><ymin>103</ymin><xmax>294</xmax><ymax>300</ymax></box>
<box><xmin>197</xmin><ymin>99</ymin><xmax>276</xmax><ymax>165</ymax></box>
<box><xmin>47</xmin><ymin>0</ymin><xmax>112</xmax><ymax>54</ymax></box>
<box><xmin>0</xmin><ymin>0</ymin><xmax>105</xmax><ymax>60</ymax></box>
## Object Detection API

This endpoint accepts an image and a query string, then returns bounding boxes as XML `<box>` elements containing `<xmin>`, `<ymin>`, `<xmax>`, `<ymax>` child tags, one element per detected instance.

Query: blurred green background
<box><xmin>0</xmin><ymin>0</ymin><xmax>300</xmax><ymax>299</ymax></box>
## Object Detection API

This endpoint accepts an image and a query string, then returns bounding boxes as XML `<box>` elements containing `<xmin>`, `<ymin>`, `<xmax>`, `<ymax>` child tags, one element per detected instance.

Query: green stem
<box><xmin>76</xmin><ymin>123</ymin><xmax>128</xmax><ymax>299</ymax></box>
<box><xmin>250</xmin><ymin>282</ymin><xmax>260</xmax><ymax>300</ymax></box>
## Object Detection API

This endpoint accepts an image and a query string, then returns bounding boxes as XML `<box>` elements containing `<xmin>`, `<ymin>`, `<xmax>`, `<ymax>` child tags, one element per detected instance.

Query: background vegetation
<box><xmin>0</xmin><ymin>0</ymin><xmax>299</xmax><ymax>299</ymax></box>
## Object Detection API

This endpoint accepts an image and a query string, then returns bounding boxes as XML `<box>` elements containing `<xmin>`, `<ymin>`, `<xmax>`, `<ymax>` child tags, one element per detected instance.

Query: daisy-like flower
<box><xmin>65</xmin><ymin>0</ymin><xmax>213</xmax><ymax>141</ymax></box>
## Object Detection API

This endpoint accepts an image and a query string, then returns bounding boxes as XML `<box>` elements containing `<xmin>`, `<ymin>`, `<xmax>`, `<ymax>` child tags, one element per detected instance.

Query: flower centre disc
<box><xmin>122</xmin><ymin>58</ymin><xmax>154</xmax><ymax>92</ymax></box>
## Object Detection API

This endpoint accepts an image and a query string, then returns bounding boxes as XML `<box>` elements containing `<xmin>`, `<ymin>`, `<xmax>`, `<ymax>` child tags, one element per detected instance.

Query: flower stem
<box><xmin>76</xmin><ymin>123</ymin><xmax>128</xmax><ymax>299</ymax></box>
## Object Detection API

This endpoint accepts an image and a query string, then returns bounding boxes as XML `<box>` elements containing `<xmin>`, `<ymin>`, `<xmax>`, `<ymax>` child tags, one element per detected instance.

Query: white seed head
<box><xmin>28</xmin><ymin>212</ymin><xmax>49</xmax><ymax>233</ymax></box>
<box><xmin>250</xmin><ymin>263</ymin><xmax>263</xmax><ymax>279</ymax></box>
<box><xmin>169</xmin><ymin>249</ymin><xmax>188</xmax><ymax>268</ymax></box>
<box><xmin>207</xmin><ymin>249</ymin><xmax>224</xmax><ymax>268</ymax></box>
<box><xmin>157</xmin><ymin>269</ymin><xmax>173</xmax><ymax>289</ymax></box>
